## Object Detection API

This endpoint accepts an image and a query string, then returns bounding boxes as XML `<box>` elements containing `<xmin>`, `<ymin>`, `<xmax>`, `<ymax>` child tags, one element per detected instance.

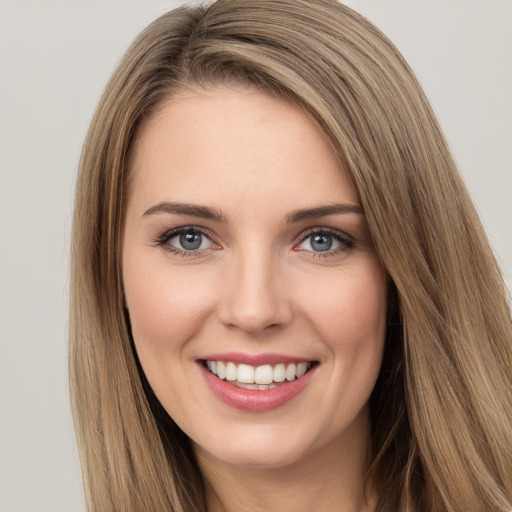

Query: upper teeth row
<box><xmin>206</xmin><ymin>361</ymin><xmax>311</xmax><ymax>384</ymax></box>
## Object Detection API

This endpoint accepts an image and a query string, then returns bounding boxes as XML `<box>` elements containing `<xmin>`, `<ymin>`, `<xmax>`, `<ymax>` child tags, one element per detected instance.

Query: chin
<box><xmin>188</xmin><ymin>400</ymin><xmax>373</xmax><ymax>477</ymax></box>
<box><xmin>191</xmin><ymin>420</ymin><xmax>311</xmax><ymax>468</ymax></box>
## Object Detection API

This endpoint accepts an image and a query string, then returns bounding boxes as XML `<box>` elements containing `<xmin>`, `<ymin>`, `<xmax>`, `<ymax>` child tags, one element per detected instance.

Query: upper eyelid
<box><xmin>156</xmin><ymin>225</ymin><xmax>218</xmax><ymax>247</ymax></box>
<box><xmin>160</xmin><ymin>225</ymin><xmax>215</xmax><ymax>238</ymax></box>
<box><xmin>297</xmin><ymin>226</ymin><xmax>354</xmax><ymax>242</ymax></box>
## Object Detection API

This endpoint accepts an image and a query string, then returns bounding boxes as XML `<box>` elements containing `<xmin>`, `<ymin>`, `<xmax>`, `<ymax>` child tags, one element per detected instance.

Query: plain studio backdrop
<box><xmin>0</xmin><ymin>1</ymin><xmax>510</xmax><ymax>511</ymax></box>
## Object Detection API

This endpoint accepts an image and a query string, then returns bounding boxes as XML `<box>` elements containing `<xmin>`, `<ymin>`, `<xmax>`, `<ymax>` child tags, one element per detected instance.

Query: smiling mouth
<box><xmin>203</xmin><ymin>360</ymin><xmax>315</xmax><ymax>390</ymax></box>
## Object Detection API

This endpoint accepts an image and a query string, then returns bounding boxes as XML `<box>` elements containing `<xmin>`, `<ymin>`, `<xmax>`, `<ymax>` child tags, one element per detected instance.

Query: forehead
<box><xmin>128</xmin><ymin>86</ymin><xmax>359</xmax><ymax>212</ymax></box>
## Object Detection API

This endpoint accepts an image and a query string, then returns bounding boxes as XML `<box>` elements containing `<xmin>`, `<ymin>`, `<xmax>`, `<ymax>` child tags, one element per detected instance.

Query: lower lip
<box><xmin>200</xmin><ymin>364</ymin><xmax>316</xmax><ymax>412</ymax></box>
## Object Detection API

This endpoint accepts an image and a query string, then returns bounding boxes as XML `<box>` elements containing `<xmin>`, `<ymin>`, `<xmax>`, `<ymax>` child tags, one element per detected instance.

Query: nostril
<box><xmin>216</xmin><ymin>271</ymin><xmax>293</xmax><ymax>334</ymax></box>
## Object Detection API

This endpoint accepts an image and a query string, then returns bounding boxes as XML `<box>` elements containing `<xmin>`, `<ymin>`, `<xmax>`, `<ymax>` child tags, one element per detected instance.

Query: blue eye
<box><xmin>297</xmin><ymin>230</ymin><xmax>353</xmax><ymax>255</ymax></box>
<box><xmin>310</xmin><ymin>233</ymin><xmax>334</xmax><ymax>252</ymax></box>
<box><xmin>157</xmin><ymin>227</ymin><xmax>214</xmax><ymax>254</ymax></box>
<box><xmin>175</xmin><ymin>231</ymin><xmax>205</xmax><ymax>250</ymax></box>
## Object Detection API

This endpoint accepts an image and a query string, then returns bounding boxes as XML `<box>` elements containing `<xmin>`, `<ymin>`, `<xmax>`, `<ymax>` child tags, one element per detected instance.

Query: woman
<box><xmin>69</xmin><ymin>1</ymin><xmax>512</xmax><ymax>510</ymax></box>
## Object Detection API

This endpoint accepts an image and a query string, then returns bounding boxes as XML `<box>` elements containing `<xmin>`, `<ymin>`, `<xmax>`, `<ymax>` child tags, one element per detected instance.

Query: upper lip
<box><xmin>199</xmin><ymin>352</ymin><xmax>315</xmax><ymax>366</ymax></box>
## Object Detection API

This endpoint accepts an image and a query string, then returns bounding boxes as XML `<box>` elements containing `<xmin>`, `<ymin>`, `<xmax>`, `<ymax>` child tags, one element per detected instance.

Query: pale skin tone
<box><xmin>122</xmin><ymin>86</ymin><xmax>387</xmax><ymax>511</ymax></box>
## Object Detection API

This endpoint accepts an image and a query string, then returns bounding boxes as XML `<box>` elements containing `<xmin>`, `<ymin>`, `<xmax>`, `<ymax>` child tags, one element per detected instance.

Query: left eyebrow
<box><xmin>142</xmin><ymin>202</ymin><xmax>227</xmax><ymax>223</ymax></box>
<box><xmin>287</xmin><ymin>203</ymin><xmax>363</xmax><ymax>223</ymax></box>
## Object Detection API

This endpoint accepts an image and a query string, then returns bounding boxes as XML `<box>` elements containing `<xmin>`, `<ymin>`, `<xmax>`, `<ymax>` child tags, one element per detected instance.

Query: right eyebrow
<box><xmin>142</xmin><ymin>202</ymin><xmax>227</xmax><ymax>223</ymax></box>
<box><xmin>286</xmin><ymin>203</ymin><xmax>363</xmax><ymax>223</ymax></box>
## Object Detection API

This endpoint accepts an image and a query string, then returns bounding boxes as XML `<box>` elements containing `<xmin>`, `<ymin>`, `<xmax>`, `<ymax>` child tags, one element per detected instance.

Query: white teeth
<box><xmin>296</xmin><ymin>362</ymin><xmax>308</xmax><ymax>378</ymax></box>
<box><xmin>285</xmin><ymin>363</ymin><xmax>297</xmax><ymax>381</ymax></box>
<box><xmin>233</xmin><ymin>382</ymin><xmax>278</xmax><ymax>390</ymax></box>
<box><xmin>225</xmin><ymin>362</ymin><xmax>237</xmax><ymax>381</ymax></box>
<box><xmin>217</xmin><ymin>361</ymin><xmax>226</xmax><ymax>379</ymax></box>
<box><xmin>273</xmin><ymin>363</ymin><xmax>286</xmax><ymax>382</ymax></box>
<box><xmin>237</xmin><ymin>364</ymin><xmax>255</xmax><ymax>384</ymax></box>
<box><xmin>206</xmin><ymin>360</ymin><xmax>312</xmax><ymax>385</ymax></box>
<box><xmin>254</xmin><ymin>364</ymin><xmax>273</xmax><ymax>385</ymax></box>
<box><xmin>236</xmin><ymin>382</ymin><xmax>259</xmax><ymax>390</ymax></box>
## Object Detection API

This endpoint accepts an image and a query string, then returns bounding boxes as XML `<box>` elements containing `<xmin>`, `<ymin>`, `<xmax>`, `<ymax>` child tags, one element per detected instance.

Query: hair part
<box><xmin>70</xmin><ymin>1</ymin><xmax>512</xmax><ymax>510</ymax></box>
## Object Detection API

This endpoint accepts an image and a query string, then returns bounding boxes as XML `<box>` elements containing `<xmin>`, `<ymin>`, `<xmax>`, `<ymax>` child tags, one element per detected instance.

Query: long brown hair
<box><xmin>70</xmin><ymin>1</ymin><xmax>512</xmax><ymax>510</ymax></box>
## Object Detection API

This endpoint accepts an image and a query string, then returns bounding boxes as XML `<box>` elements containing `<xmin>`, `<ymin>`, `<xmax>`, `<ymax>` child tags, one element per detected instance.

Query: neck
<box><xmin>194</xmin><ymin>410</ymin><xmax>377</xmax><ymax>512</ymax></box>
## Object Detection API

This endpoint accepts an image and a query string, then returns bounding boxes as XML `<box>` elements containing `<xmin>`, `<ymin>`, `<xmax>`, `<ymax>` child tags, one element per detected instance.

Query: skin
<box><xmin>122</xmin><ymin>86</ymin><xmax>387</xmax><ymax>512</ymax></box>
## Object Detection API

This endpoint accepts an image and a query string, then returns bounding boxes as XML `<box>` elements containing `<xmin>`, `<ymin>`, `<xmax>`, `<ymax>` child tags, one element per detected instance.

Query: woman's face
<box><xmin>122</xmin><ymin>87</ymin><xmax>388</xmax><ymax>469</ymax></box>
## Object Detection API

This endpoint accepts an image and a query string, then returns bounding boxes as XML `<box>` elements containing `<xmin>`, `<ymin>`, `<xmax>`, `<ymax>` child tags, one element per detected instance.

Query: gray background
<box><xmin>1</xmin><ymin>1</ymin><xmax>510</xmax><ymax>510</ymax></box>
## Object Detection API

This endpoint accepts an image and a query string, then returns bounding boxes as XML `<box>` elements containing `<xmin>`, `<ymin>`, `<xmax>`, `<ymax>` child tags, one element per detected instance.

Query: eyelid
<box><xmin>294</xmin><ymin>227</ymin><xmax>355</xmax><ymax>255</ymax></box>
<box><xmin>154</xmin><ymin>225</ymin><xmax>220</xmax><ymax>255</ymax></box>
<box><xmin>297</xmin><ymin>226</ymin><xmax>354</xmax><ymax>243</ymax></box>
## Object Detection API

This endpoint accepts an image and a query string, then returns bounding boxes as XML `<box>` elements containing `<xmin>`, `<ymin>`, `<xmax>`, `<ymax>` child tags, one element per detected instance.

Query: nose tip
<box><xmin>218</xmin><ymin>257</ymin><xmax>292</xmax><ymax>335</ymax></box>
<box><xmin>222</xmin><ymin>301</ymin><xmax>288</xmax><ymax>334</ymax></box>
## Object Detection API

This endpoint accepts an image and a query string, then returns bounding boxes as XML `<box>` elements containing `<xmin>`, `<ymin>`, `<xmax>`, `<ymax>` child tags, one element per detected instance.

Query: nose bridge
<box><xmin>219</xmin><ymin>241</ymin><xmax>291</xmax><ymax>333</ymax></box>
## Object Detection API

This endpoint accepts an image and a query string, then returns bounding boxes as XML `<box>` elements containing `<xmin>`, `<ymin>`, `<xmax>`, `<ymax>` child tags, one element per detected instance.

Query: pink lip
<box><xmin>200</xmin><ymin>352</ymin><xmax>312</xmax><ymax>366</ymax></box>
<box><xmin>199</xmin><ymin>362</ymin><xmax>317</xmax><ymax>413</ymax></box>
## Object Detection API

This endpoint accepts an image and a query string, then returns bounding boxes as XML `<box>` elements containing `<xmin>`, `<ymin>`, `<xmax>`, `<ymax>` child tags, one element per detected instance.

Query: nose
<box><xmin>218</xmin><ymin>248</ymin><xmax>293</xmax><ymax>335</ymax></box>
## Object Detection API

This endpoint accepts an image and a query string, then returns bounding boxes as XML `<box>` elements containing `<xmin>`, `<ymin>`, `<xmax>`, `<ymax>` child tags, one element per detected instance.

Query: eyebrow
<box><xmin>142</xmin><ymin>202</ymin><xmax>227</xmax><ymax>222</ymax></box>
<box><xmin>286</xmin><ymin>203</ymin><xmax>363</xmax><ymax>223</ymax></box>
<box><xmin>142</xmin><ymin>201</ymin><xmax>363</xmax><ymax>223</ymax></box>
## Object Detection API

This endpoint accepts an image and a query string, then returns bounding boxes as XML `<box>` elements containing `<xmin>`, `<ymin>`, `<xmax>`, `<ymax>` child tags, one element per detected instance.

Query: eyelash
<box><xmin>295</xmin><ymin>227</ymin><xmax>355</xmax><ymax>259</ymax></box>
<box><xmin>154</xmin><ymin>226</ymin><xmax>218</xmax><ymax>257</ymax></box>
<box><xmin>154</xmin><ymin>226</ymin><xmax>355</xmax><ymax>258</ymax></box>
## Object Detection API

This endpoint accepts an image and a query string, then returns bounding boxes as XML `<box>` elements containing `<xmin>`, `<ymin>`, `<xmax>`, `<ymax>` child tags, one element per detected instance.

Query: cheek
<box><xmin>301</xmin><ymin>264</ymin><xmax>388</xmax><ymax>434</ymax></box>
<box><xmin>122</xmin><ymin>260</ymin><xmax>220</xmax><ymax>418</ymax></box>
<box><xmin>302</xmin><ymin>265</ymin><xmax>388</xmax><ymax>354</ymax></box>
<box><xmin>298</xmin><ymin>260</ymin><xmax>388</xmax><ymax>421</ymax></box>
<box><xmin>123</xmin><ymin>258</ymin><xmax>215</xmax><ymax>354</ymax></box>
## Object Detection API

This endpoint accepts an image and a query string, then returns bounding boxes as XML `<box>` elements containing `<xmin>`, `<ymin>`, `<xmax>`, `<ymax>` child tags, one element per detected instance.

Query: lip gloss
<box><xmin>200</xmin><ymin>363</ymin><xmax>316</xmax><ymax>412</ymax></box>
